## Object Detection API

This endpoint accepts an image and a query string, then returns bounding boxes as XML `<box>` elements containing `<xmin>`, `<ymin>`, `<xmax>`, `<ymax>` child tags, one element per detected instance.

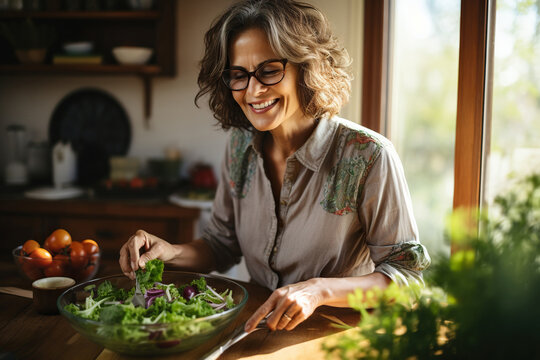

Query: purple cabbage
<box><xmin>148</xmin><ymin>330</ymin><xmax>162</xmax><ymax>340</ymax></box>
<box><xmin>182</xmin><ymin>285</ymin><xmax>198</xmax><ymax>300</ymax></box>
<box><xmin>144</xmin><ymin>288</ymin><xmax>165</xmax><ymax>308</ymax></box>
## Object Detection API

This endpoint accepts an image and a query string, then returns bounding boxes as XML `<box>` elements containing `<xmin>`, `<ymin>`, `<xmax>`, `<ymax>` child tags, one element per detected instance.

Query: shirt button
<box><xmin>280</xmin><ymin>199</ymin><xmax>288</xmax><ymax>206</ymax></box>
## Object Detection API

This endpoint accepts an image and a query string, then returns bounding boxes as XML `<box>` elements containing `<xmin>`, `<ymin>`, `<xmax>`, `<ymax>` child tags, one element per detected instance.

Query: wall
<box><xmin>0</xmin><ymin>0</ymin><xmax>363</xmax><ymax>179</ymax></box>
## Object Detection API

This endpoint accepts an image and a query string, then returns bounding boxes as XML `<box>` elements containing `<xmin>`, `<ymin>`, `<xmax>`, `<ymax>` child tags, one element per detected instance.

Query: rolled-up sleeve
<box><xmin>201</xmin><ymin>140</ymin><xmax>242</xmax><ymax>273</ymax></box>
<box><xmin>358</xmin><ymin>143</ymin><xmax>431</xmax><ymax>286</ymax></box>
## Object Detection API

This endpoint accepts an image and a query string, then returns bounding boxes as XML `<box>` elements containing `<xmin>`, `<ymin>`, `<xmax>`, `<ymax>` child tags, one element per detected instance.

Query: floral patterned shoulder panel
<box><xmin>321</xmin><ymin>127</ymin><xmax>384</xmax><ymax>215</ymax></box>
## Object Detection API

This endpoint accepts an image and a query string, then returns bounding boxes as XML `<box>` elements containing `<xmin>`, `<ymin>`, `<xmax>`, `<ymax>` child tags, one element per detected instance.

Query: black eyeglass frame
<box><xmin>221</xmin><ymin>58</ymin><xmax>288</xmax><ymax>91</ymax></box>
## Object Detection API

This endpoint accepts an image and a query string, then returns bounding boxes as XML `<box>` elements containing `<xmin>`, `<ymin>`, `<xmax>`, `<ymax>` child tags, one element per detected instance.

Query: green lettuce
<box><xmin>136</xmin><ymin>259</ymin><xmax>164</xmax><ymax>290</ymax></box>
<box><xmin>63</xmin><ymin>259</ymin><xmax>236</xmax><ymax>348</ymax></box>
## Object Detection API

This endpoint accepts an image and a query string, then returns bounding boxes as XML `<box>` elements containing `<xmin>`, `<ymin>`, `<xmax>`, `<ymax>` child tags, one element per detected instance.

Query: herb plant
<box><xmin>0</xmin><ymin>19</ymin><xmax>56</xmax><ymax>50</ymax></box>
<box><xmin>324</xmin><ymin>174</ymin><xmax>540</xmax><ymax>359</ymax></box>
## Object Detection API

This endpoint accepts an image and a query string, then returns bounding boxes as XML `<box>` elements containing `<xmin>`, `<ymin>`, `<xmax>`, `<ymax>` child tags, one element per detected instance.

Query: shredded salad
<box><xmin>64</xmin><ymin>259</ymin><xmax>235</xmax><ymax>326</ymax></box>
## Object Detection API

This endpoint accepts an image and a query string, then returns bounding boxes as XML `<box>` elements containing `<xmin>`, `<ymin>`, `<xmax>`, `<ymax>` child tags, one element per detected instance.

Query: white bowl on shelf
<box><xmin>63</xmin><ymin>42</ymin><xmax>94</xmax><ymax>55</ymax></box>
<box><xmin>112</xmin><ymin>46</ymin><xmax>153</xmax><ymax>65</ymax></box>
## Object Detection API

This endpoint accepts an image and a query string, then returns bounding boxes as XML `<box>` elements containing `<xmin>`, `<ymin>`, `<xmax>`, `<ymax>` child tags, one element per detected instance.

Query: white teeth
<box><xmin>251</xmin><ymin>99</ymin><xmax>277</xmax><ymax>109</ymax></box>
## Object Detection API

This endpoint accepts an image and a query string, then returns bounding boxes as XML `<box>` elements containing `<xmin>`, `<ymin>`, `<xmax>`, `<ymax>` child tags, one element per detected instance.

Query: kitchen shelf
<box><xmin>0</xmin><ymin>10</ymin><xmax>160</xmax><ymax>20</ymax></box>
<box><xmin>0</xmin><ymin>63</ymin><xmax>162</xmax><ymax>75</ymax></box>
<box><xmin>0</xmin><ymin>1</ymin><xmax>176</xmax><ymax>124</ymax></box>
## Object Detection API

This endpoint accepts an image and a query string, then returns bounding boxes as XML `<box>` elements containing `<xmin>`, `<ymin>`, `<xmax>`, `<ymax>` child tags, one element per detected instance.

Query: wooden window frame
<box><xmin>361</xmin><ymin>0</ymin><xmax>389</xmax><ymax>134</ymax></box>
<box><xmin>362</xmin><ymin>0</ymin><xmax>491</xmax><ymax>230</ymax></box>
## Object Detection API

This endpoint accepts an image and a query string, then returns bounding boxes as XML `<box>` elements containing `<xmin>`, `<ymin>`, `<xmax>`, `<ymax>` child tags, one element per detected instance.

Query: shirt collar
<box><xmin>295</xmin><ymin>116</ymin><xmax>338</xmax><ymax>172</ymax></box>
<box><xmin>248</xmin><ymin>116</ymin><xmax>339</xmax><ymax>172</ymax></box>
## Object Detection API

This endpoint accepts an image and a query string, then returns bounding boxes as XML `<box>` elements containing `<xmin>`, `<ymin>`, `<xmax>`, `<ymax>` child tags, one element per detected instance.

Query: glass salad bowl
<box><xmin>57</xmin><ymin>271</ymin><xmax>248</xmax><ymax>356</ymax></box>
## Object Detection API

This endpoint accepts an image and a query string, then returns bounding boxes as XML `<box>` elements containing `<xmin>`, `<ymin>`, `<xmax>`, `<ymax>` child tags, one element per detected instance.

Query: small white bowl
<box><xmin>32</xmin><ymin>277</ymin><xmax>76</xmax><ymax>314</ymax></box>
<box><xmin>112</xmin><ymin>46</ymin><xmax>153</xmax><ymax>65</ymax></box>
<box><xmin>63</xmin><ymin>42</ymin><xmax>94</xmax><ymax>55</ymax></box>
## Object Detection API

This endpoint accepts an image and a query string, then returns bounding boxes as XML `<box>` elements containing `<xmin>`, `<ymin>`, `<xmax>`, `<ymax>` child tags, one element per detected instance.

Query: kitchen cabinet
<box><xmin>0</xmin><ymin>0</ymin><xmax>176</xmax><ymax>119</ymax></box>
<box><xmin>0</xmin><ymin>197</ymin><xmax>199</xmax><ymax>260</ymax></box>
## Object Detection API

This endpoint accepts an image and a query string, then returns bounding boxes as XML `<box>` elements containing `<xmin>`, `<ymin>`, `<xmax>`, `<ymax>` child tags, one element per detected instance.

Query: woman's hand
<box><xmin>245</xmin><ymin>278</ymin><xmax>327</xmax><ymax>332</ymax></box>
<box><xmin>244</xmin><ymin>273</ymin><xmax>393</xmax><ymax>332</ymax></box>
<box><xmin>119</xmin><ymin>230</ymin><xmax>178</xmax><ymax>279</ymax></box>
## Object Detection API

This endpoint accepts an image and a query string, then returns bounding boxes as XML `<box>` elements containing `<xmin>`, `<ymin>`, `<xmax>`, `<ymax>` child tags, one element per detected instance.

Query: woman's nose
<box><xmin>246</xmin><ymin>75</ymin><xmax>268</xmax><ymax>96</ymax></box>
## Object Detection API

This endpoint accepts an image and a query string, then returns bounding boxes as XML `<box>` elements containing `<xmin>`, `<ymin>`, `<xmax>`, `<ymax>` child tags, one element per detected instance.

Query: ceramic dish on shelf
<box><xmin>63</xmin><ymin>42</ymin><xmax>94</xmax><ymax>55</ymax></box>
<box><xmin>112</xmin><ymin>46</ymin><xmax>153</xmax><ymax>65</ymax></box>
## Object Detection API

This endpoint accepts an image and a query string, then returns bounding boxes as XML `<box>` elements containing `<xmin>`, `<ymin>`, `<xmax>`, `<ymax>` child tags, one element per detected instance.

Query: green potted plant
<box><xmin>0</xmin><ymin>19</ymin><xmax>56</xmax><ymax>64</ymax></box>
<box><xmin>324</xmin><ymin>174</ymin><xmax>540</xmax><ymax>359</ymax></box>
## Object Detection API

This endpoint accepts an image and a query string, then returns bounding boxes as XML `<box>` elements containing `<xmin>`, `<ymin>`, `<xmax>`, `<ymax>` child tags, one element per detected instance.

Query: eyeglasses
<box><xmin>221</xmin><ymin>58</ymin><xmax>288</xmax><ymax>91</ymax></box>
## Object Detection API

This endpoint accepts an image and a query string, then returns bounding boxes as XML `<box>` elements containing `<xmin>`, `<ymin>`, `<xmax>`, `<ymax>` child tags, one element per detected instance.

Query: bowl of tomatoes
<box><xmin>13</xmin><ymin>229</ymin><xmax>101</xmax><ymax>283</ymax></box>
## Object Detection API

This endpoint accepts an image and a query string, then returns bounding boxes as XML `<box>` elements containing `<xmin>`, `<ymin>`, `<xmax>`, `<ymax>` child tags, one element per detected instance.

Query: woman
<box><xmin>119</xmin><ymin>0</ymin><xmax>430</xmax><ymax>333</ymax></box>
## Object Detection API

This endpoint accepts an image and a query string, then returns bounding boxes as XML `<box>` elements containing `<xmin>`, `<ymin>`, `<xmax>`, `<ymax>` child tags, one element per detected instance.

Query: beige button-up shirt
<box><xmin>202</xmin><ymin>116</ymin><xmax>430</xmax><ymax>290</ymax></box>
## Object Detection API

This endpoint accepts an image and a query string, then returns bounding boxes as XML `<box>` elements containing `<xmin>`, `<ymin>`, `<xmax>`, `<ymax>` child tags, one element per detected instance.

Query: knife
<box><xmin>201</xmin><ymin>318</ymin><xmax>268</xmax><ymax>360</ymax></box>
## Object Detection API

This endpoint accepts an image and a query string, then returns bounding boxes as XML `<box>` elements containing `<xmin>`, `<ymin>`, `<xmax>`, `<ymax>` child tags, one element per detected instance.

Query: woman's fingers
<box><xmin>138</xmin><ymin>240</ymin><xmax>165</xmax><ymax>268</ymax></box>
<box><xmin>127</xmin><ymin>230</ymin><xmax>148</xmax><ymax>271</ymax></box>
<box><xmin>284</xmin><ymin>307</ymin><xmax>309</xmax><ymax>330</ymax></box>
<box><xmin>265</xmin><ymin>289</ymin><xmax>294</xmax><ymax>330</ymax></box>
<box><xmin>248</xmin><ymin>288</ymin><xmax>300</xmax><ymax>331</ymax></box>
<box><xmin>244</xmin><ymin>293</ymin><xmax>278</xmax><ymax>332</ymax></box>
<box><xmin>118</xmin><ymin>243</ymin><xmax>133</xmax><ymax>279</ymax></box>
<box><xmin>246</xmin><ymin>280</ymin><xmax>322</xmax><ymax>332</ymax></box>
<box><xmin>118</xmin><ymin>230</ymin><xmax>151</xmax><ymax>279</ymax></box>
<box><xmin>275</xmin><ymin>304</ymin><xmax>301</xmax><ymax>330</ymax></box>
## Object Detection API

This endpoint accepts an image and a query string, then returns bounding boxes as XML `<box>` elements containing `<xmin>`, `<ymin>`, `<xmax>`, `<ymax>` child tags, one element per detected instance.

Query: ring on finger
<box><xmin>283</xmin><ymin>313</ymin><xmax>292</xmax><ymax>321</ymax></box>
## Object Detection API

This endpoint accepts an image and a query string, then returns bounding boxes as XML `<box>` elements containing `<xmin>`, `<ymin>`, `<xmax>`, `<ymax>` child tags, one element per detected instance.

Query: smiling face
<box><xmin>228</xmin><ymin>27</ymin><xmax>305</xmax><ymax>133</ymax></box>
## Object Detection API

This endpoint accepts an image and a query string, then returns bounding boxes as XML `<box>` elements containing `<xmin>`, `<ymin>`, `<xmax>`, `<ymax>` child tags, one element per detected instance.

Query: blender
<box><xmin>5</xmin><ymin>124</ymin><xmax>28</xmax><ymax>185</ymax></box>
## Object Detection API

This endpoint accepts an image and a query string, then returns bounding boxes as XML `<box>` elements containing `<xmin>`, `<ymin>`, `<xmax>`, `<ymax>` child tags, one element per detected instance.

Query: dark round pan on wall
<box><xmin>49</xmin><ymin>88</ymin><xmax>131</xmax><ymax>186</ymax></box>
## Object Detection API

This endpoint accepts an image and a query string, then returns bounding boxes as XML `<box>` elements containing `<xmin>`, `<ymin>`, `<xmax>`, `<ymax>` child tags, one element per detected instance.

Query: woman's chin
<box><xmin>247</xmin><ymin>116</ymin><xmax>282</xmax><ymax>132</ymax></box>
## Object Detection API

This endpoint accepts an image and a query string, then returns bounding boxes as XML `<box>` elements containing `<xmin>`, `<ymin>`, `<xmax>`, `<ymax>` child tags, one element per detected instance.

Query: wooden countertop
<box><xmin>0</xmin><ymin>260</ymin><xmax>360</xmax><ymax>360</ymax></box>
<box><xmin>0</xmin><ymin>193</ymin><xmax>201</xmax><ymax>218</ymax></box>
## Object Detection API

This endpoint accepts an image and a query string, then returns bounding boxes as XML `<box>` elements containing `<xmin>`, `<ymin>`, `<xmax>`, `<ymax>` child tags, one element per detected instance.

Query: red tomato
<box><xmin>82</xmin><ymin>239</ymin><xmax>99</xmax><ymax>256</ymax></box>
<box><xmin>130</xmin><ymin>177</ymin><xmax>144</xmax><ymax>189</ymax></box>
<box><xmin>75</xmin><ymin>264</ymin><xmax>96</xmax><ymax>282</ymax></box>
<box><xmin>29</xmin><ymin>248</ymin><xmax>53</xmax><ymax>268</ymax></box>
<box><xmin>22</xmin><ymin>260</ymin><xmax>43</xmax><ymax>280</ymax></box>
<box><xmin>145</xmin><ymin>177</ymin><xmax>158</xmax><ymax>188</ymax></box>
<box><xmin>22</xmin><ymin>239</ymin><xmax>40</xmax><ymax>256</ymax></box>
<box><xmin>44</xmin><ymin>253</ymin><xmax>70</xmax><ymax>277</ymax></box>
<box><xmin>44</xmin><ymin>262</ymin><xmax>65</xmax><ymax>277</ymax></box>
<box><xmin>46</xmin><ymin>229</ymin><xmax>72</xmax><ymax>254</ymax></box>
<box><xmin>70</xmin><ymin>241</ymin><xmax>87</xmax><ymax>270</ymax></box>
<box><xmin>53</xmin><ymin>253</ymin><xmax>70</xmax><ymax>263</ymax></box>
<box><xmin>43</xmin><ymin>236</ymin><xmax>52</xmax><ymax>252</ymax></box>
<box><xmin>104</xmin><ymin>178</ymin><xmax>113</xmax><ymax>190</ymax></box>
<box><xmin>116</xmin><ymin>179</ymin><xmax>129</xmax><ymax>188</ymax></box>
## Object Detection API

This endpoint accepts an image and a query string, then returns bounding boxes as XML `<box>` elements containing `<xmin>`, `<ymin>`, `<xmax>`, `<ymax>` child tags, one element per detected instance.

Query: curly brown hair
<box><xmin>195</xmin><ymin>0</ymin><xmax>352</xmax><ymax>131</ymax></box>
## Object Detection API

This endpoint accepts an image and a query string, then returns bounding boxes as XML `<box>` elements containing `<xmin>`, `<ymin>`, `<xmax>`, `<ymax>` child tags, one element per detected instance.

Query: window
<box><xmin>483</xmin><ymin>0</ymin><xmax>540</xmax><ymax>206</ymax></box>
<box><xmin>362</xmin><ymin>0</ymin><xmax>538</xmax><ymax>253</ymax></box>
<box><xmin>387</xmin><ymin>0</ymin><xmax>461</xmax><ymax>256</ymax></box>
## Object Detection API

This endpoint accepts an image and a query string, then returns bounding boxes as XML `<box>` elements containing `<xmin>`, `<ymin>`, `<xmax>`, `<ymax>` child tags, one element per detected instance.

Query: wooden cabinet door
<box><xmin>0</xmin><ymin>214</ymin><xmax>45</xmax><ymax>254</ymax></box>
